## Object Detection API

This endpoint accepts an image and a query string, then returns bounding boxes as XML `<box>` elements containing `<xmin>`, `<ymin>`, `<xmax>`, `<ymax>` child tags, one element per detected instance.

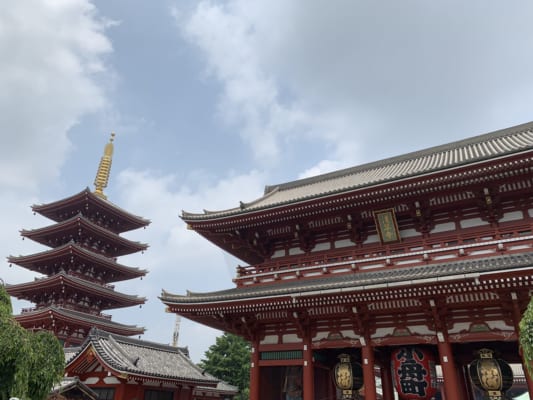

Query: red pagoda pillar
<box><xmin>361</xmin><ymin>339</ymin><xmax>377</xmax><ymax>400</ymax></box>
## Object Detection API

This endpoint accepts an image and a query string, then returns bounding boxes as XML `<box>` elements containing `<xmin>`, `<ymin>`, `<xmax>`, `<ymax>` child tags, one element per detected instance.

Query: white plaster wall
<box><xmin>282</xmin><ymin>334</ymin><xmax>302</xmax><ymax>344</ymax></box>
<box><xmin>334</xmin><ymin>239</ymin><xmax>354</xmax><ymax>249</ymax></box>
<box><xmin>261</xmin><ymin>335</ymin><xmax>279</xmax><ymax>345</ymax></box>
<box><xmin>500</xmin><ymin>210</ymin><xmax>524</xmax><ymax>222</ymax></box>
<box><xmin>272</xmin><ymin>249</ymin><xmax>285</xmax><ymax>258</ymax></box>
<box><xmin>460</xmin><ymin>218</ymin><xmax>489</xmax><ymax>228</ymax></box>
<box><xmin>82</xmin><ymin>377</ymin><xmax>100</xmax><ymax>384</ymax></box>
<box><xmin>289</xmin><ymin>247</ymin><xmax>304</xmax><ymax>255</ymax></box>
<box><xmin>399</xmin><ymin>228</ymin><xmax>420</xmax><ymax>238</ymax></box>
<box><xmin>312</xmin><ymin>242</ymin><xmax>331</xmax><ymax>252</ymax></box>
<box><xmin>364</xmin><ymin>234</ymin><xmax>379</xmax><ymax>244</ymax></box>
<box><xmin>432</xmin><ymin>222</ymin><xmax>456</xmax><ymax>233</ymax></box>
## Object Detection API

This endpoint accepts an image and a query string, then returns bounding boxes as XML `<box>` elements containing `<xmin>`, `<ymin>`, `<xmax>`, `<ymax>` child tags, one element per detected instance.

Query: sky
<box><xmin>1</xmin><ymin>0</ymin><xmax>533</xmax><ymax>364</ymax></box>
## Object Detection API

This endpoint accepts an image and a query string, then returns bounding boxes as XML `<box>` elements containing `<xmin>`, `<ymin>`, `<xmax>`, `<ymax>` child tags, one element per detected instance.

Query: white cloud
<box><xmin>112</xmin><ymin>167</ymin><xmax>266</xmax><ymax>361</ymax></box>
<box><xmin>0</xmin><ymin>0</ymin><xmax>112</xmax><ymax>192</ymax></box>
<box><xmin>174</xmin><ymin>0</ymin><xmax>533</xmax><ymax>176</ymax></box>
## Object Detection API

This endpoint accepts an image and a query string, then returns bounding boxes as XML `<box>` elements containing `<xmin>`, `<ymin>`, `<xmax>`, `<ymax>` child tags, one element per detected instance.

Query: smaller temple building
<box><xmin>64</xmin><ymin>328</ymin><xmax>237</xmax><ymax>400</ymax></box>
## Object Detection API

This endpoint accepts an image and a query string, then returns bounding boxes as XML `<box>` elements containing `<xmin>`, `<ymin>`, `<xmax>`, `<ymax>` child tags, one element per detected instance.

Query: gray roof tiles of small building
<box><xmin>69</xmin><ymin>328</ymin><xmax>218</xmax><ymax>384</ymax></box>
<box><xmin>161</xmin><ymin>251</ymin><xmax>533</xmax><ymax>305</ymax></box>
<box><xmin>182</xmin><ymin>121</ymin><xmax>533</xmax><ymax>220</ymax></box>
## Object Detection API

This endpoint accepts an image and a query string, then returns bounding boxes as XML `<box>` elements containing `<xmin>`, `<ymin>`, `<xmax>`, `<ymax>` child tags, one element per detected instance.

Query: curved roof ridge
<box><xmin>21</xmin><ymin>214</ymin><xmax>149</xmax><ymax>252</ymax></box>
<box><xmin>161</xmin><ymin>251</ymin><xmax>533</xmax><ymax>304</ymax></box>
<box><xmin>270</xmin><ymin>121</ymin><xmax>533</xmax><ymax>193</ymax></box>
<box><xmin>8</xmin><ymin>241</ymin><xmax>148</xmax><ymax>277</ymax></box>
<box><xmin>69</xmin><ymin>328</ymin><xmax>219</xmax><ymax>384</ymax></box>
<box><xmin>7</xmin><ymin>273</ymin><xmax>146</xmax><ymax>304</ymax></box>
<box><xmin>32</xmin><ymin>187</ymin><xmax>151</xmax><ymax>227</ymax></box>
<box><xmin>16</xmin><ymin>306</ymin><xmax>145</xmax><ymax>331</ymax></box>
<box><xmin>181</xmin><ymin>121</ymin><xmax>533</xmax><ymax>220</ymax></box>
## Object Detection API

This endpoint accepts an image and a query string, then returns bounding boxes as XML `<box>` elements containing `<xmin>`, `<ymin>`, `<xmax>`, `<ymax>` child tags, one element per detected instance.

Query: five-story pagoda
<box><xmin>6</xmin><ymin>134</ymin><xmax>150</xmax><ymax>346</ymax></box>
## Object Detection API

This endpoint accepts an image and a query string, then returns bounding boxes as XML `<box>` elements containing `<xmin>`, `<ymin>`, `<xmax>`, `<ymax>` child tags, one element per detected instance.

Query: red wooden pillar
<box><xmin>187</xmin><ymin>386</ymin><xmax>195</xmax><ymax>400</ymax></box>
<box><xmin>361</xmin><ymin>340</ymin><xmax>377</xmax><ymax>400</ymax></box>
<box><xmin>380</xmin><ymin>362</ymin><xmax>394</xmax><ymax>400</ymax></box>
<box><xmin>250</xmin><ymin>341</ymin><xmax>260</xmax><ymax>400</ymax></box>
<box><xmin>172</xmin><ymin>384</ymin><xmax>181</xmax><ymax>400</ymax></box>
<box><xmin>436</xmin><ymin>332</ymin><xmax>462</xmax><ymax>399</ymax></box>
<box><xmin>136</xmin><ymin>382</ymin><xmax>143</xmax><ymax>400</ymax></box>
<box><xmin>114</xmin><ymin>381</ymin><xmax>125</xmax><ymax>400</ymax></box>
<box><xmin>303</xmin><ymin>337</ymin><xmax>314</xmax><ymax>400</ymax></box>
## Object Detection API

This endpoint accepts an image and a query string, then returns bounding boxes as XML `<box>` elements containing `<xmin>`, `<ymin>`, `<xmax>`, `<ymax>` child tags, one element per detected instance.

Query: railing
<box><xmin>234</xmin><ymin>222</ymin><xmax>533</xmax><ymax>286</ymax></box>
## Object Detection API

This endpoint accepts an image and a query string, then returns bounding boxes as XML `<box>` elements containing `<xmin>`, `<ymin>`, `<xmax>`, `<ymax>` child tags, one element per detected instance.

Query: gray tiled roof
<box><xmin>33</xmin><ymin>187</ymin><xmax>150</xmax><ymax>230</ymax></box>
<box><xmin>68</xmin><ymin>328</ymin><xmax>219</xmax><ymax>384</ymax></box>
<box><xmin>21</xmin><ymin>214</ymin><xmax>148</xmax><ymax>256</ymax></box>
<box><xmin>8</xmin><ymin>242</ymin><xmax>147</xmax><ymax>281</ymax></box>
<box><xmin>161</xmin><ymin>252</ymin><xmax>533</xmax><ymax>304</ymax></box>
<box><xmin>182</xmin><ymin>121</ymin><xmax>533</xmax><ymax>220</ymax></box>
<box><xmin>7</xmin><ymin>272</ymin><xmax>146</xmax><ymax>306</ymax></box>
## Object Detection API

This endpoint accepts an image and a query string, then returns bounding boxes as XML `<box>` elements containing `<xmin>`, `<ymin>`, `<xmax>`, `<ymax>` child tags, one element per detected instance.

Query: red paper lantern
<box><xmin>391</xmin><ymin>347</ymin><xmax>438</xmax><ymax>400</ymax></box>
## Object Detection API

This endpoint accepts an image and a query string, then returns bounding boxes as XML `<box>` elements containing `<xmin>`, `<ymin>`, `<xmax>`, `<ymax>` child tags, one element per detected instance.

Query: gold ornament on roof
<box><xmin>93</xmin><ymin>133</ymin><xmax>115</xmax><ymax>199</ymax></box>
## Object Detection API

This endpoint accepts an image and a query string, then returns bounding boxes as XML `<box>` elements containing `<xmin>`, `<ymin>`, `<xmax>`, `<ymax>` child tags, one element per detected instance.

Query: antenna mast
<box><xmin>172</xmin><ymin>314</ymin><xmax>181</xmax><ymax>347</ymax></box>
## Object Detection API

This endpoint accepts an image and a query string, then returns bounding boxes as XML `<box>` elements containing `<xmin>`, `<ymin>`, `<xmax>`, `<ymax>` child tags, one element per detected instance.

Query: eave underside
<box><xmin>14</xmin><ymin>306</ymin><xmax>144</xmax><ymax>345</ymax></box>
<box><xmin>185</xmin><ymin>151</ymin><xmax>533</xmax><ymax>264</ymax></box>
<box><xmin>6</xmin><ymin>273</ymin><xmax>145</xmax><ymax>310</ymax></box>
<box><xmin>8</xmin><ymin>242</ymin><xmax>147</xmax><ymax>283</ymax></box>
<box><xmin>163</xmin><ymin>252</ymin><xmax>533</xmax><ymax>346</ymax></box>
<box><xmin>32</xmin><ymin>188</ymin><xmax>150</xmax><ymax>233</ymax></box>
<box><xmin>21</xmin><ymin>215</ymin><xmax>148</xmax><ymax>257</ymax></box>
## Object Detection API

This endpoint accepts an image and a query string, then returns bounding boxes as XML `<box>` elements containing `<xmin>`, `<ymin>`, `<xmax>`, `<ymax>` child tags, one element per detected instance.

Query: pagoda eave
<box><xmin>14</xmin><ymin>306</ymin><xmax>145</xmax><ymax>340</ymax></box>
<box><xmin>20</xmin><ymin>215</ymin><xmax>148</xmax><ymax>257</ymax></box>
<box><xmin>6</xmin><ymin>273</ymin><xmax>146</xmax><ymax>309</ymax></box>
<box><xmin>7</xmin><ymin>242</ymin><xmax>147</xmax><ymax>282</ymax></box>
<box><xmin>32</xmin><ymin>188</ymin><xmax>150</xmax><ymax>233</ymax></box>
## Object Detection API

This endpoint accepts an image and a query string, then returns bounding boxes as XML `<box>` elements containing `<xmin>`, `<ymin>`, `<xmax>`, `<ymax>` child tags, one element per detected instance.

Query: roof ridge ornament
<box><xmin>94</xmin><ymin>133</ymin><xmax>115</xmax><ymax>200</ymax></box>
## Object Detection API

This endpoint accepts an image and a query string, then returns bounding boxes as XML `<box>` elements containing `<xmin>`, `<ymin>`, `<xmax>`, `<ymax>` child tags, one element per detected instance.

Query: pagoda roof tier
<box><xmin>161</xmin><ymin>251</ymin><xmax>533</xmax><ymax>333</ymax></box>
<box><xmin>6</xmin><ymin>272</ymin><xmax>146</xmax><ymax>310</ymax></box>
<box><xmin>8</xmin><ymin>242</ymin><xmax>147</xmax><ymax>283</ymax></box>
<box><xmin>66</xmin><ymin>328</ymin><xmax>220</xmax><ymax>387</ymax></box>
<box><xmin>21</xmin><ymin>214</ymin><xmax>148</xmax><ymax>257</ymax></box>
<box><xmin>183</xmin><ymin>122</ymin><xmax>533</xmax><ymax>221</ymax></box>
<box><xmin>14</xmin><ymin>305</ymin><xmax>145</xmax><ymax>337</ymax></box>
<box><xmin>32</xmin><ymin>188</ymin><xmax>150</xmax><ymax>233</ymax></box>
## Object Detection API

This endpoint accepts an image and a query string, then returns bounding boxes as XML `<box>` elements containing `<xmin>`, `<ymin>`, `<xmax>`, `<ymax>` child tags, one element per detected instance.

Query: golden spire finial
<box><xmin>93</xmin><ymin>133</ymin><xmax>115</xmax><ymax>199</ymax></box>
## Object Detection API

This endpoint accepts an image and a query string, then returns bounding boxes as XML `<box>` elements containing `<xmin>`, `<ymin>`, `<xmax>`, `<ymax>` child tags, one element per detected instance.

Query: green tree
<box><xmin>199</xmin><ymin>332</ymin><xmax>251</xmax><ymax>399</ymax></box>
<box><xmin>520</xmin><ymin>295</ymin><xmax>533</xmax><ymax>378</ymax></box>
<box><xmin>0</xmin><ymin>284</ymin><xmax>65</xmax><ymax>400</ymax></box>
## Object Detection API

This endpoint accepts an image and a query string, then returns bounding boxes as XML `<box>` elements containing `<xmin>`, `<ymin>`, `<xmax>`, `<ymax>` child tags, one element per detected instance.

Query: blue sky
<box><xmin>2</xmin><ymin>0</ymin><xmax>533</xmax><ymax>363</ymax></box>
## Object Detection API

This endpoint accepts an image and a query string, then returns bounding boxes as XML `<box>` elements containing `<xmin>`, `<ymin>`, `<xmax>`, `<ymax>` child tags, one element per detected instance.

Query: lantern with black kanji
<box><xmin>391</xmin><ymin>347</ymin><xmax>438</xmax><ymax>400</ymax></box>
<box><xmin>333</xmin><ymin>353</ymin><xmax>363</xmax><ymax>399</ymax></box>
<box><xmin>468</xmin><ymin>348</ymin><xmax>513</xmax><ymax>400</ymax></box>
